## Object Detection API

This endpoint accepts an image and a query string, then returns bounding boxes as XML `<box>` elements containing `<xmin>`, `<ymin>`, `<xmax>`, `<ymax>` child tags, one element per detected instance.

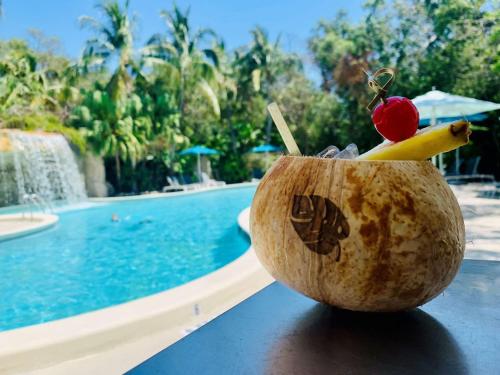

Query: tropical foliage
<box><xmin>0</xmin><ymin>0</ymin><xmax>499</xmax><ymax>194</ymax></box>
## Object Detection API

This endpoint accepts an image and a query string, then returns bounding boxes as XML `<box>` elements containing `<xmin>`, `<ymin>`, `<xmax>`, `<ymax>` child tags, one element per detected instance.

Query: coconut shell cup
<box><xmin>250</xmin><ymin>156</ymin><xmax>465</xmax><ymax>312</ymax></box>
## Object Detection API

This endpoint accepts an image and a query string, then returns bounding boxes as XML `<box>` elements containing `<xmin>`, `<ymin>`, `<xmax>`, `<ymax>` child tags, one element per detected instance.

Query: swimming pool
<box><xmin>0</xmin><ymin>186</ymin><xmax>255</xmax><ymax>332</ymax></box>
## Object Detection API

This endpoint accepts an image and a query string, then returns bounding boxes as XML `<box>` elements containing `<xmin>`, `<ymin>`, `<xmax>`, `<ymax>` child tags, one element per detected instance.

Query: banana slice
<box><xmin>357</xmin><ymin>120</ymin><xmax>471</xmax><ymax>161</ymax></box>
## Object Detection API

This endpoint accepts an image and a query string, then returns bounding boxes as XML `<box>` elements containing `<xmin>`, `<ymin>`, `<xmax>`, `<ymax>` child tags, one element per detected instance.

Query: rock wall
<box><xmin>83</xmin><ymin>153</ymin><xmax>108</xmax><ymax>197</ymax></box>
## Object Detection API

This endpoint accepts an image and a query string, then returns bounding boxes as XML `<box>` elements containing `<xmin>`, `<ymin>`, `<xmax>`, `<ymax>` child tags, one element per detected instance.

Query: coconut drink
<box><xmin>250</xmin><ymin>69</ymin><xmax>470</xmax><ymax>312</ymax></box>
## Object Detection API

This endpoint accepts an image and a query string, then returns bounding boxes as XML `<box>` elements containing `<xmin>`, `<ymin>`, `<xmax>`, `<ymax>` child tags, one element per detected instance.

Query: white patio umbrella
<box><xmin>412</xmin><ymin>90</ymin><xmax>500</xmax><ymax>174</ymax></box>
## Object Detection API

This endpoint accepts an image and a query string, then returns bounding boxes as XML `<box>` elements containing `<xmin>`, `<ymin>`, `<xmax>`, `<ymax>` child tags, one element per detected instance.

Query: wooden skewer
<box><xmin>267</xmin><ymin>102</ymin><xmax>301</xmax><ymax>156</ymax></box>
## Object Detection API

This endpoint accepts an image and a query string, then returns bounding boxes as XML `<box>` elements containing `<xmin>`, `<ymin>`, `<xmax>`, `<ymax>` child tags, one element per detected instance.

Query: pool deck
<box><xmin>451</xmin><ymin>184</ymin><xmax>500</xmax><ymax>261</ymax></box>
<box><xmin>0</xmin><ymin>213</ymin><xmax>58</xmax><ymax>242</ymax></box>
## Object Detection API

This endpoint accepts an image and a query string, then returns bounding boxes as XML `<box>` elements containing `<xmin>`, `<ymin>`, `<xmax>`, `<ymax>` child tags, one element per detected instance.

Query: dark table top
<box><xmin>128</xmin><ymin>259</ymin><xmax>500</xmax><ymax>375</ymax></box>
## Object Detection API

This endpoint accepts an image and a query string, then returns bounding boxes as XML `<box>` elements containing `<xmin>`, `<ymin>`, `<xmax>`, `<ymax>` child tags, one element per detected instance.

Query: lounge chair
<box><xmin>445</xmin><ymin>157</ymin><xmax>495</xmax><ymax>185</ymax></box>
<box><xmin>479</xmin><ymin>182</ymin><xmax>500</xmax><ymax>198</ymax></box>
<box><xmin>162</xmin><ymin>177</ymin><xmax>200</xmax><ymax>192</ymax></box>
<box><xmin>162</xmin><ymin>177</ymin><xmax>184</xmax><ymax>192</ymax></box>
<box><xmin>179</xmin><ymin>175</ymin><xmax>203</xmax><ymax>190</ymax></box>
<box><xmin>445</xmin><ymin>156</ymin><xmax>497</xmax><ymax>198</ymax></box>
<box><xmin>201</xmin><ymin>172</ymin><xmax>226</xmax><ymax>187</ymax></box>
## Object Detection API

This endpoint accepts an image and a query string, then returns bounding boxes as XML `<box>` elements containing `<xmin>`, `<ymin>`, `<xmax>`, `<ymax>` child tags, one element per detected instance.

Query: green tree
<box><xmin>133</xmin><ymin>69</ymin><xmax>185</xmax><ymax>174</ymax></box>
<box><xmin>271</xmin><ymin>72</ymin><xmax>346</xmax><ymax>155</ymax></box>
<box><xmin>0</xmin><ymin>40</ymin><xmax>55</xmax><ymax>114</ymax></box>
<box><xmin>78</xmin><ymin>0</ymin><xmax>141</xmax><ymax>189</ymax></box>
<box><xmin>143</xmin><ymin>4</ymin><xmax>220</xmax><ymax>130</ymax></box>
<box><xmin>0</xmin><ymin>39</ymin><xmax>87</xmax><ymax>149</ymax></box>
<box><xmin>71</xmin><ymin>89</ymin><xmax>146</xmax><ymax>188</ymax></box>
<box><xmin>235</xmin><ymin>27</ymin><xmax>302</xmax><ymax>143</ymax></box>
<box><xmin>209</xmin><ymin>40</ymin><xmax>267</xmax><ymax>182</ymax></box>
<box><xmin>80</xmin><ymin>0</ymin><xmax>135</xmax><ymax>101</ymax></box>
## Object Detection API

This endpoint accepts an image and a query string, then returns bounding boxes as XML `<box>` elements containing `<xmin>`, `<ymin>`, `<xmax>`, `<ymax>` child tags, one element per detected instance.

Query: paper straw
<box><xmin>267</xmin><ymin>102</ymin><xmax>301</xmax><ymax>156</ymax></box>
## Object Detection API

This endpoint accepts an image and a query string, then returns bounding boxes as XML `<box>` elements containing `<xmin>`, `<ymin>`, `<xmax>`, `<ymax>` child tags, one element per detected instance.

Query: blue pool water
<box><xmin>0</xmin><ymin>186</ymin><xmax>255</xmax><ymax>332</ymax></box>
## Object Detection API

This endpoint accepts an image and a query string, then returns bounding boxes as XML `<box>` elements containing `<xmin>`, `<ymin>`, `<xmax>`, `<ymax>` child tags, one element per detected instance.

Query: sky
<box><xmin>0</xmin><ymin>0</ymin><xmax>365</xmax><ymax>80</ymax></box>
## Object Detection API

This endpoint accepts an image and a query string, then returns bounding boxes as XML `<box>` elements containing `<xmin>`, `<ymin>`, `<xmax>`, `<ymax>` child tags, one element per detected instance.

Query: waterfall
<box><xmin>0</xmin><ymin>130</ymin><xmax>87</xmax><ymax>206</ymax></box>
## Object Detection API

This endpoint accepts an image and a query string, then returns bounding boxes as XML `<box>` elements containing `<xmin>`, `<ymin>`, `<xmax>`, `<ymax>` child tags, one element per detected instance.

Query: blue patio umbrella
<box><xmin>179</xmin><ymin>145</ymin><xmax>219</xmax><ymax>156</ymax></box>
<box><xmin>249</xmin><ymin>144</ymin><xmax>282</xmax><ymax>153</ymax></box>
<box><xmin>412</xmin><ymin>90</ymin><xmax>500</xmax><ymax>175</ymax></box>
<box><xmin>179</xmin><ymin>145</ymin><xmax>220</xmax><ymax>181</ymax></box>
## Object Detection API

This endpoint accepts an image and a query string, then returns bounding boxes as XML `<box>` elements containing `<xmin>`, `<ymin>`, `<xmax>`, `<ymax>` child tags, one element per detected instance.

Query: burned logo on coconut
<box><xmin>291</xmin><ymin>194</ymin><xmax>350</xmax><ymax>260</ymax></box>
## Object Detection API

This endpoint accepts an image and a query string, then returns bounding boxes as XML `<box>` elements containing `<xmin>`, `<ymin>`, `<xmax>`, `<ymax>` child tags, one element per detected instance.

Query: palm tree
<box><xmin>236</xmin><ymin>27</ymin><xmax>300</xmax><ymax>97</ymax></box>
<box><xmin>79</xmin><ymin>0</ymin><xmax>139</xmax><ymax>189</ymax></box>
<box><xmin>210</xmin><ymin>41</ymin><xmax>239</xmax><ymax>151</ymax></box>
<box><xmin>235</xmin><ymin>26</ymin><xmax>301</xmax><ymax>142</ymax></box>
<box><xmin>80</xmin><ymin>0</ymin><xmax>135</xmax><ymax>101</ymax></box>
<box><xmin>71</xmin><ymin>89</ymin><xmax>145</xmax><ymax>190</ymax></box>
<box><xmin>143</xmin><ymin>4</ymin><xmax>220</xmax><ymax>126</ymax></box>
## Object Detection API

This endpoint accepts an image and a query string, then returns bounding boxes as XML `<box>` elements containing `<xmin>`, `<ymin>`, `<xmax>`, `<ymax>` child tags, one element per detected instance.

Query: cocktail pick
<box><xmin>267</xmin><ymin>102</ymin><xmax>302</xmax><ymax>156</ymax></box>
<box><xmin>365</xmin><ymin>67</ymin><xmax>395</xmax><ymax>111</ymax></box>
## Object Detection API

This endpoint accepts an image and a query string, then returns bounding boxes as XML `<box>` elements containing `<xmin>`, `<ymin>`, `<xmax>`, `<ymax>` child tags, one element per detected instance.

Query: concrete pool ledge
<box><xmin>0</xmin><ymin>206</ymin><xmax>273</xmax><ymax>375</ymax></box>
<box><xmin>0</xmin><ymin>213</ymin><xmax>58</xmax><ymax>242</ymax></box>
<box><xmin>88</xmin><ymin>182</ymin><xmax>258</xmax><ymax>203</ymax></box>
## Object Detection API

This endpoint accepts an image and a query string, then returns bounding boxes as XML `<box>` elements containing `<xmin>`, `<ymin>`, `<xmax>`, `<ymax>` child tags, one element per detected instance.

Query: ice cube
<box><xmin>334</xmin><ymin>143</ymin><xmax>359</xmax><ymax>159</ymax></box>
<box><xmin>317</xmin><ymin>144</ymin><xmax>359</xmax><ymax>159</ymax></box>
<box><xmin>317</xmin><ymin>145</ymin><xmax>340</xmax><ymax>158</ymax></box>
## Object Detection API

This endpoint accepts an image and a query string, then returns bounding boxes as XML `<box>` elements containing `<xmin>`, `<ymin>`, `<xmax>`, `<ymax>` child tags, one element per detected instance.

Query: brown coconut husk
<box><xmin>250</xmin><ymin>156</ymin><xmax>465</xmax><ymax>312</ymax></box>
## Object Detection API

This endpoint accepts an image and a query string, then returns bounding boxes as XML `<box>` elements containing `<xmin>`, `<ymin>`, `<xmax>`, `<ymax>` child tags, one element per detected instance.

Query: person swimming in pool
<box><xmin>111</xmin><ymin>213</ymin><xmax>120</xmax><ymax>222</ymax></box>
<box><xmin>139</xmin><ymin>216</ymin><xmax>153</xmax><ymax>224</ymax></box>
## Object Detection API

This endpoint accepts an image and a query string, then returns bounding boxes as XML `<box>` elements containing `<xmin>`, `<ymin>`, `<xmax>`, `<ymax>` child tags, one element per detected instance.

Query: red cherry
<box><xmin>372</xmin><ymin>96</ymin><xmax>419</xmax><ymax>142</ymax></box>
